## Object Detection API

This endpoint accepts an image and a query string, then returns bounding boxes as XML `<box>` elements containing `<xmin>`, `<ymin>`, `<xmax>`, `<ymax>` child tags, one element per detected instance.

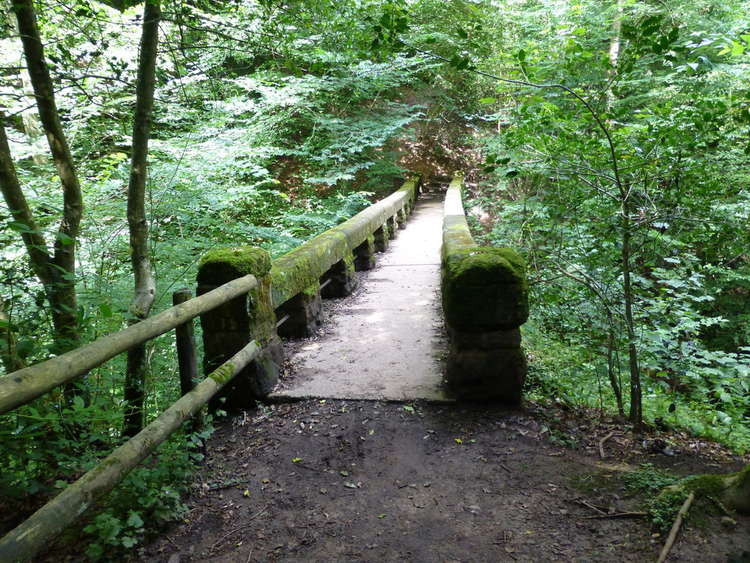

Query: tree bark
<box><xmin>621</xmin><ymin>200</ymin><xmax>642</xmax><ymax>426</ymax></box>
<box><xmin>0</xmin><ymin>300</ymin><xmax>25</xmax><ymax>374</ymax></box>
<box><xmin>11</xmin><ymin>0</ymin><xmax>83</xmax><ymax>386</ymax></box>
<box><xmin>123</xmin><ymin>0</ymin><xmax>161</xmax><ymax>437</ymax></box>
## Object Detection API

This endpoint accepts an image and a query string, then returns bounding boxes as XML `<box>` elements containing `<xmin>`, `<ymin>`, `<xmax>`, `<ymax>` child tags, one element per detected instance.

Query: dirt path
<box><xmin>143</xmin><ymin>400</ymin><xmax>750</xmax><ymax>562</ymax></box>
<box><xmin>271</xmin><ymin>191</ymin><xmax>450</xmax><ymax>402</ymax></box>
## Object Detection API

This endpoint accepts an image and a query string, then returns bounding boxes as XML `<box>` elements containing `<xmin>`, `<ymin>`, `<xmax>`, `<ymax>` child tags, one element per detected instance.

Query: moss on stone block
<box><xmin>442</xmin><ymin>247</ymin><xmax>529</xmax><ymax>331</ymax></box>
<box><xmin>198</xmin><ymin>246</ymin><xmax>271</xmax><ymax>285</ymax></box>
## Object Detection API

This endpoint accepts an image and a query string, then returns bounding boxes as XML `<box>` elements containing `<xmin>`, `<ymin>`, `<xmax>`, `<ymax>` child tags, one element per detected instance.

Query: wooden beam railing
<box><xmin>0</xmin><ymin>340</ymin><xmax>260</xmax><ymax>562</ymax></box>
<box><xmin>0</xmin><ymin>274</ymin><xmax>257</xmax><ymax>415</ymax></box>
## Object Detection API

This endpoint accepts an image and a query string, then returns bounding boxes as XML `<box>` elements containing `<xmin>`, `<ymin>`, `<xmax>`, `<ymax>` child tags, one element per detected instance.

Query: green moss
<box><xmin>447</xmin><ymin>247</ymin><xmax>526</xmax><ymax>286</ymax></box>
<box><xmin>343</xmin><ymin>251</ymin><xmax>355</xmax><ymax>274</ymax></box>
<box><xmin>209</xmin><ymin>362</ymin><xmax>235</xmax><ymax>385</ymax></box>
<box><xmin>301</xmin><ymin>282</ymin><xmax>321</xmax><ymax>298</ymax></box>
<box><xmin>270</xmin><ymin>230</ymin><xmax>348</xmax><ymax>307</ymax></box>
<box><xmin>680</xmin><ymin>474</ymin><xmax>731</xmax><ymax>497</ymax></box>
<box><xmin>249</xmin><ymin>277</ymin><xmax>278</xmax><ymax>340</ymax></box>
<box><xmin>198</xmin><ymin>246</ymin><xmax>272</xmax><ymax>283</ymax></box>
<box><xmin>442</xmin><ymin>247</ymin><xmax>529</xmax><ymax>330</ymax></box>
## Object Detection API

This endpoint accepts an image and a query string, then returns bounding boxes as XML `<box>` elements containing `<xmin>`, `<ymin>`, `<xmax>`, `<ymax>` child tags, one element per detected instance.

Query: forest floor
<box><xmin>141</xmin><ymin>398</ymin><xmax>750</xmax><ymax>562</ymax></box>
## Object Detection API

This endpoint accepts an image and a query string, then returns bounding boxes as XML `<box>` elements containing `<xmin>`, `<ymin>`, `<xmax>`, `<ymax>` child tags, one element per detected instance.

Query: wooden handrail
<box><xmin>0</xmin><ymin>339</ymin><xmax>260</xmax><ymax>562</ymax></box>
<box><xmin>0</xmin><ymin>274</ymin><xmax>257</xmax><ymax>415</ymax></box>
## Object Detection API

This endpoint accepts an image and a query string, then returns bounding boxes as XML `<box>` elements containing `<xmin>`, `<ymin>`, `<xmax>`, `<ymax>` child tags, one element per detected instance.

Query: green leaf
<box><xmin>98</xmin><ymin>303</ymin><xmax>114</xmax><ymax>318</ymax></box>
<box><xmin>126</xmin><ymin>512</ymin><xmax>144</xmax><ymax>529</ymax></box>
<box><xmin>479</xmin><ymin>97</ymin><xmax>496</xmax><ymax>105</ymax></box>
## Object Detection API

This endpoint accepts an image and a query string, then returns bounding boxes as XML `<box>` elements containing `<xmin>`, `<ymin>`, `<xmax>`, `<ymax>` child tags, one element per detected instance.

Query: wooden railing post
<box><xmin>172</xmin><ymin>289</ymin><xmax>202</xmax><ymax>432</ymax></box>
<box><xmin>441</xmin><ymin>172</ymin><xmax>529</xmax><ymax>403</ymax></box>
<box><xmin>197</xmin><ymin>247</ymin><xmax>282</xmax><ymax>409</ymax></box>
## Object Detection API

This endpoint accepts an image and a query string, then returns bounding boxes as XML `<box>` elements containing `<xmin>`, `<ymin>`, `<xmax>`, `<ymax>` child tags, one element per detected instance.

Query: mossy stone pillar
<box><xmin>354</xmin><ymin>235</ymin><xmax>376</xmax><ymax>271</ymax></box>
<box><xmin>275</xmin><ymin>282</ymin><xmax>323</xmax><ymax>338</ymax></box>
<box><xmin>442</xmin><ymin>247</ymin><xmax>529</xmax><ymax>403</ymax></box>
<box><xmin>197</xmin><ymin>246</ymin><xmax>282</xmax><ymax>409</ymax></box>
<box><xmin>374</xmin><ymin>223</ymin><xmax>390</xmax><ymax>252</ymax></box>
<box><xmin>321</xmin><ymin>251</ymin><xmax>357</xmax><ymax>298</ymax></box>
<box><xmin>396</xmin><ymin>207</ymin><xmax>407</xmax><ymax>229</ymax></box>
<box><xmin>388</xmin><ymin>215</ymin><xmax>399</xmax><ymax>238</ymax></box>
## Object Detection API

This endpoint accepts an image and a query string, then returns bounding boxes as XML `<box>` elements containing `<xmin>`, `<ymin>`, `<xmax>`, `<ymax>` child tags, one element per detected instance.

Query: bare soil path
<box><xmin>142</xmin><ymin>400</ymin><xmax>750</xmax><ymax>562</ymax></box>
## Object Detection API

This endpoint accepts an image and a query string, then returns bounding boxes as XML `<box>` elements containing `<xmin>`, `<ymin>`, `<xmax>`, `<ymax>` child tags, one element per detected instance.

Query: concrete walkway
<box><xmin>271</xmin><ymin>192</ymin><xmax>452</xmax><ymax>402</ymax></box>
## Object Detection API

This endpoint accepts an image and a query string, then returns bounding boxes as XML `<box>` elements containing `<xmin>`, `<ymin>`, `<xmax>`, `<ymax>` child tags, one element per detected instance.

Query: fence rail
<box><xmin>0</xmin><ymin>340</ymin><xmax>260</xmax><ymax>562</ymax></box>
<box><xmin>0</xmin><ymin>274</ymin><xmax>257</xmax><ymax>415</ymax></box>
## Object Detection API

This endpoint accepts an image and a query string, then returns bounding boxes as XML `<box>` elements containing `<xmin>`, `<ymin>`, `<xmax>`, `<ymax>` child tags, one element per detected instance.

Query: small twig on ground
<box><xmin>209</xmin><ymin>505</ymin><xmax>269</xmax><ymax>553</ymax></box>
<box><xmin>572</xmin><ymin>499</ymin><xmax>607</xmax><ymax>515</ymax></box>
<box><xmin>599</xmin><ymin>431</ymin><xmax>615</xmax><ymax>459</ymax></box>
<box><xmin>582</xmin><ymin>511</ymin><xmax>647</xmax><ymax>520</ymax></box>
<box><xmin>499</xmin><ymin>463</ymin><xmax>512</xmax><ymax>473</ymax></box>
<box><xmin>657</xmin><ymin>492</ymin><xmax>695</xmax><ymax>563</ymax></box>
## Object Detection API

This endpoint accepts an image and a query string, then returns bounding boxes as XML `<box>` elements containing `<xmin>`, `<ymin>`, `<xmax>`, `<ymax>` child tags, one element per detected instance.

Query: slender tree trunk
<box><xmin>606</xmin><ymin>1</ymin><xmax>622</xmax><ymax>111</ymax></box>
<box><xmin>11</xmin><ymin>1</ymin><xmax>83</xmax><ymax>403</ymax></box>
<box><xmin>0</xmin><ymin>300</ymin><xmax>25</xmax><ymax>374</ymax></box>
<box><xmin>606</xmin><ymin>324</ymin><xmax>624</xmax><ymax>417</ymax></box>
<box><xmin>123</xmin><ymin>0</ymin><xmax>161</xmax><ymax>437</ymax></box>
<box><xmin>606</xmin><ymin>0</ymin><xmax>640</xmax><ymax>425</ymax></box>
<box><xmin>621</xmin><ymin>200</ymin><xmax>642</xmax><ymax>426</ymax></box>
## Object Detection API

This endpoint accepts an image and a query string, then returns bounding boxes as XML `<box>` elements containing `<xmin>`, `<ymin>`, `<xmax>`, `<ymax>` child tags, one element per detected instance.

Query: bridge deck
<box><xmin>271</xmin><ymin>191</ymin><xmax>452</xmax><ymax>402</ymax></box>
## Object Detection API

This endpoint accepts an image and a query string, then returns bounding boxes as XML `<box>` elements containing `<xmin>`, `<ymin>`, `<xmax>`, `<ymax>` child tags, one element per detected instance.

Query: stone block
<box><xmin>197</xmin><ymin>246</ymin><xmax>282</xmax><ymax>408</ymax></box>
<box><xmin>321</xmin><ymin>252</ymin><xmax>358</xmax><ymax>298</ymax></box>
<box><xmin>445</xmin><ymin>344</ymin><xmax>526</xmax><ymax>404</ymax></box>
<box><xmin>374</xmin><ymin>223</ymin><xmax>390</xmax><ymax>252</ymax></box>
<box><xmin>354</xmin><ymin>235</ymin><xmax>376</xmax><ymax>271</ymax></box>
<box><xmin>442</xmin><ymin>247</ymin><xmax>528</xmax><ymax>331</ymax></box>
<box><xmin>276</xmin><ymin>283</ymin><xmax>323</xmax><ymax>338</ymax></box>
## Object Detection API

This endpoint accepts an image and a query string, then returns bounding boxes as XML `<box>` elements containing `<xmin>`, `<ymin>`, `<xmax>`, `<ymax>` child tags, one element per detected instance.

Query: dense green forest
<box><xmin>1</xmin><ymin>0</ymin><xmax>749</xmax><ymax>556</ymax></box>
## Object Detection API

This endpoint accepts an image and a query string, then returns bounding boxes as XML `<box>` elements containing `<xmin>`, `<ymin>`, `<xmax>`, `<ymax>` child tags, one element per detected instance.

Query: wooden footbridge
<box><xmin>0</xmin><ymin>173</ymin><xmax>528</xmax><ymax>561</ymax></box>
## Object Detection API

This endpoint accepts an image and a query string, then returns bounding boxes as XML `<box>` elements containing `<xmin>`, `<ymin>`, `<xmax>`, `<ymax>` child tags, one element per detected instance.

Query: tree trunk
<box><xmin>621</xmin><ymin>201</ymin><xmax>642</xmax><ymax>426</ymax></box>
<box><xmin>11</xmin><ymin>0</ymin><xmax>84</xmax><ymax>405</ymax></box>
<box><xmin>0</xmin><ymin>300</ymin><xmax>25</xmax><ymax>374</ymax></box>
<box><xmin>122</xmin><ymin>0</ymin><xmax>161</xmax><ymax>437</ymax></box>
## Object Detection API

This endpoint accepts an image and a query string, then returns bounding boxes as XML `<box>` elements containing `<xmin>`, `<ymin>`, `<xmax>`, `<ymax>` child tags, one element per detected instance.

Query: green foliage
<box><xmin>465</xmin><ymin>0</ymin><xmax>750</xmax><ymax>450</ymax></box>
<box><xmin>81</xmin><ymin>432</ymin><xmax>205</xmax><ymax>560</ymax></box>
<box><xmin>623</xmin><ymin>464</ymin><xmax>679</xmax><ymax>495</ymax></box>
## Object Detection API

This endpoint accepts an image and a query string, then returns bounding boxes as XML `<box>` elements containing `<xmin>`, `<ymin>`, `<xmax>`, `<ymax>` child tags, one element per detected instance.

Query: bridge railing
<box><xmin>0</xmin><ymin>175</ymin><xmax>420</xmax><ymax>561</ymax></box>
<box><xmin>441</xmin><ymin>171</ymin><xmax>529</xmax><ymax>402</ymax></box>
<box><xmin>196</xmin><ymin>176</ymin><xmax>421</xmax><ymax>409</ymax></box>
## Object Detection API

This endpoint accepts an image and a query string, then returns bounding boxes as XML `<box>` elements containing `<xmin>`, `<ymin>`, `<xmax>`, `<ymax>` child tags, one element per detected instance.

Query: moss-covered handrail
<box><xmin>0</xmin><ymin>274</ymin><xmax>257</xmax><ymax>415</ymax></box>
<box><xmin>0</xmin><ymin>339</ymin><xmax>260</xmax><ymax>563</ymax></box>
<box><xmin>270</xmin><ymin>175</ymin><xmax>419</xmax><ymax>307</ymax></box>
<box><xmin>441</xmin><ymin>172</ymin><xmax>529</xmax><ymax>402</ymax></box>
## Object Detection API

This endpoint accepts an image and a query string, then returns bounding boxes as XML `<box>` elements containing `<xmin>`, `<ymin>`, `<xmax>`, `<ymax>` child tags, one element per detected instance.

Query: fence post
<box><xmin>172</xmin><ymin>289</ymin><xmax>202</xmax><ymax>432</ymax></box>
<box><xmin>197</xmin><ymin>247</ymin><xmax>282</xmax><ymax>410</ymax></box>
